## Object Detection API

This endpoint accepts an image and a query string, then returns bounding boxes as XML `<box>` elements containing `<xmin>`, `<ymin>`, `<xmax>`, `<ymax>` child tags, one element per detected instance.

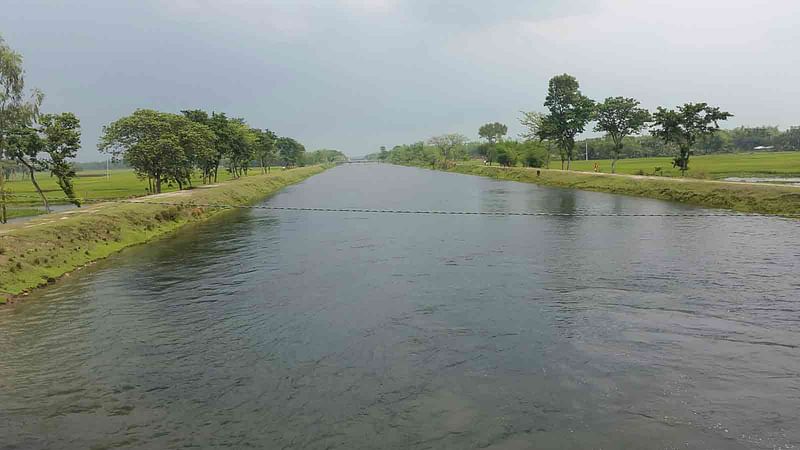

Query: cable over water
<box><xmin>2</xmin><ymin>192</ymin><xmax>799</xmax><ymax>218</ymax></box>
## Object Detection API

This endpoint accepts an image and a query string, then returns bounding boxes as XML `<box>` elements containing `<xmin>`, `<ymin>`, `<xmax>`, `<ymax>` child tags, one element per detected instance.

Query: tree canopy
<box><xmin>276</xmin><ymin>137</ymin><xmax>305</xmax><ymax>167</ymax></box>
<box><xmin>651</xmin><ymin>103</ymin><xmax>732</xmax><ymax>174</ymax></box>
<box><xmin>478</xmin><ymin>122</ymin><xmax>508</xmax><ymax>144</ymax></box>
<box><xmin>537</xmin><ymin>74</ymin><xmax>595</xmax><ymax>170</ymax></box>
<box><xmin>594</xmin><ymin>97</ymin><xmax>651</xmax><ymax>173</ymax></box>
<box><xmin>305</xmin><ymin>149</ymin><xmax>347</xmax><ymax>164</ymax></box>
<box><xmin>428</xmin><ymin>134</ymin><xmax>467</xmax><ymax>166</ymax></box>
<box><xmin>0</xmin><ymin>35</ymin><xmax>45</xmax><ymax>222</ymax></box>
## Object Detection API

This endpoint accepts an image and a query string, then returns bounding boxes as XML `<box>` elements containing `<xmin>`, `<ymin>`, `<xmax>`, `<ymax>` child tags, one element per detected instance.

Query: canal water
<box><xmin>1</xmin><ymin>164</ymin><xmax>798</xmax><ymax>449</ymax></box>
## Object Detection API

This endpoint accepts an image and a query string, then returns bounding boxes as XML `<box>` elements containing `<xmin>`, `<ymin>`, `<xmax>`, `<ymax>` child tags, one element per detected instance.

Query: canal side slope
<box><xmin>0</xmin><ymin>165</ymin><xmax>329</xmax><ymax>303</ymax></box>
<box><xmin>444</xmin><ymin>164</ymin><xmax>800</xmax><ymax>217</ymax></box>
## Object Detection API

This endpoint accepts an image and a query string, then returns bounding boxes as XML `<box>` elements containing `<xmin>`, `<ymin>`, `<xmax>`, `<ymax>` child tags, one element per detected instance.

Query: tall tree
<box><xmin>478</xmin><ymin>122</ymin><xmax>508</xmax><ymax>144</ymax></box>
<box><xmin>38</xmin><ymin>112</ymin><xmax>81</xmax><ymax>206</ymax></box>
<box><xmin>224</xmin><ymin>118</ymin><xmax>254</xmax><ymax>178</ymax></box>
<box><xmin>180</xmin><ymin>110</ymin><xmax>218</xmax><ymax>183</ymax></box>
<box><xmin>537</xmin><ymin>74</ymin><xmax>595</xmax><ymax>170</ymax></box>
<box><xmin>518</xmin><ymin>111</ymin><xmax>544</xmax><ymax>142</ymax></box>
<box><xmin>175</xmin><ymin>117</ymin><xmax>215</xmax><ymax>186</ymax></box>
<box><xmin>477</xmin><ymin>122</ymin><xmax>507</xmax><ymax>165</ymax></box>
<box><xmin>253</xmin><ymin>128</ymin><xmax>277</xmax><ymax>173</ymax></box>
<box><xmin>594</xmin><ymin>97</ymin><xmax>651</xmax><ymax>173</ymax></box>
<box><xmin>428</xmin><ymin>134</ymin><xmax>466</xmax><ymax>166</ymax></box>
<box><xmin>651</xmin><ymin>103</ymin><xmax>732</xmax><ymax>175</ymax></box>
<box><xmin>99</xmin><ymin>109</ymin><xmax>190</xmax><ymax>193</ymax></box>
<box><xmin>207</xmin><ymin>112</ymin><xmax>234</xmax><ymax>182</ymax></box>
<box><xmin>0</xmin><ymin>35</ymin><xmax>43</xmax><ymax>222</ymax></box>
<box><xmin>6</xmin><ymin>126</ymin><xmax>49</xmax><ymax>211</ymax></box>
<box><xmin>276</xmin><ymin>137</ymin><xmax>305</xmax><ymax>167</ymax></box>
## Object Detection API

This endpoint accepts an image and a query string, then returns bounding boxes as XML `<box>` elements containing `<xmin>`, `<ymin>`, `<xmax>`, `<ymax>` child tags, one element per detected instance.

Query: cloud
<box><xmin>3</xmin><ymin>0</ymin><xmax>799</xmax><ymax>159</ymax></box>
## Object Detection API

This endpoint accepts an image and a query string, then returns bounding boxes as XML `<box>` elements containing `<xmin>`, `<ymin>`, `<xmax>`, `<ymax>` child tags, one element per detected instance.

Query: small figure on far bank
<box><xmin>593</xmin><ymin>162</ymin><xmax>599</xmax><ymax>172</ymax></box>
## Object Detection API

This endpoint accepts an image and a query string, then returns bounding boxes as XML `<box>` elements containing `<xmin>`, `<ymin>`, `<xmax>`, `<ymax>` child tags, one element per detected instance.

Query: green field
<box><xmin>2</xmin><ymin>167</ymin><xmax>286</xmax><ymax>209</ymax></box>
<box><xmin>548</xmin><ymin>151</ymin><xmax>800</xmax><ymax>179</ymax></box>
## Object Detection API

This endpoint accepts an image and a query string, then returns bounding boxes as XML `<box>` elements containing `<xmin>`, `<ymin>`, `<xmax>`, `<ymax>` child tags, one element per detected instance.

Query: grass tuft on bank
<box><xmin>0</xmin><ymin>165</ymin><xmax>328</xmax><ymax>303</ymax></box>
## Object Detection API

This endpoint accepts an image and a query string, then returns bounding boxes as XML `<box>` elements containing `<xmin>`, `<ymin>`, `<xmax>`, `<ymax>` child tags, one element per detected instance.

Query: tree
<box><xmin>175</xmin><ymin>117</ymin><xmax>215</xmax><ymax>186</ymax></box>
<box><xmin>494</xmin><ymin>141</ymin><xmax>518</xmax><ymax>167</ymax></box>
<box><xmin>6</xmin><ymin>126</ymin><xmax>49</xmax><ymax>211</ymax></box>
<box><xmin>537</xmin><ymin>74</ymin><xmax>595</xmax><ymax>170</ymax></box>
<box><xmin>253</xmin><ymin>129</ymin><xmax>277</xmax><ymax>173</ymax></box>
<box><xmin>206</xmin><ymin>112</ymin><xmax>235</xmax><ymax>182</ymax></box>
<box><xmin>519</xmin><ymin>111</ymin><xmax>544</xmax><ymax>142</ymax></box>
<box><xmin>224</xmin><ymin>118</ymin><xmax>255</xmax><ymax>178</ymax></box>
<box><xmin>181</xmin><ymin>109</ymin><xmax>219</xmax><ymax>182</ymax></box>
<box><xmin>780</xmin><ymin>126</ymin><xmax>800</xmax><ymax>150</ymax></box>
<box><xmin>305</xmin><ymin>149</ymin><xmax>347</xmax><ymax>164</ymax></box>
<box><xmin>428</xmin><ymin>133</ymin><xmax>466</xmax><ymax>166</ymax></box>
<box><xmin>651</xmin><ymin>103</ymin><xmax>732</xmax><ymax>175</ymax></box>
<box><xmin>99</xmin><ymin>109</ymin><xmax>191</xmax><ymax>193</ymax></box>
<box><xmin>477</xmin><ymin>142</ymin><xmax>495</xmax><ymax>165</ymax></box>
<box><xmin>276</xmin><ymin>137</ymin><xmax>305</xmax><ymax>167</ymax></box>
<box><xmin>477</xmin><ymin>122</ymin><xmax>507</xmax><ymax>165</ymax></box>
<box><xmin>0</xmin><ymin>35</ymin><xmax>44</xmax><ymax>222</ymax></box>
<box><xmin>520</xmin><ymin>141</ymin><xmax>548</xmax><ymax>168</ymax></box>
<box><xmin>478</xmin><ymin>122</ymin><xmax>508</xmax><ymax>144</ymax></box>
<box><xmin>38</xmin><ymin>112</ymin><xmax>81</xmax><ymax>206</ymax></box>
<box><xmin>594</xmin><ymin>97</ymin><xmax>651</xmax><ymax>173</ymax></box>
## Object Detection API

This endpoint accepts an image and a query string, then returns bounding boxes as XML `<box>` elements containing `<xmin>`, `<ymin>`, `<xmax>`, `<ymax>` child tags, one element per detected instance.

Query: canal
<box><xmin>1</xmin><ymin>164</ymin><xmax>798</xmax><ymax>449</ymax></box>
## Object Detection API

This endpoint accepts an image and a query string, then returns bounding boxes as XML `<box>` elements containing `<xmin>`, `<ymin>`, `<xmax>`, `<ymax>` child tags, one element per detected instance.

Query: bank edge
<box><xmin>435</xmin><ymin>163</ymin><xmax>800</xmax><ymax>217</ymax></box>
<box><xmin>0</xmin><ymin>165</ymin><xmax>331</xmax><ymax>303</ymax></box>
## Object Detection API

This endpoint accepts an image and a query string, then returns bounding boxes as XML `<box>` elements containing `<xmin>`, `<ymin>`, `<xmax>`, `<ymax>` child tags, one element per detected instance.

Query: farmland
<box><xmin>552</xmin><ymin>151</ymin><xmax>800</xmax><ymax>179</ymax></box>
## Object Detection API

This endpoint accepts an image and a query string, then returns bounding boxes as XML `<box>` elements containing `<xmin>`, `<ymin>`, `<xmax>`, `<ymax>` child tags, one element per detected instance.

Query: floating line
<box><xmin>2</xmin><ymin>194</ymin><xmax>798</xmax><ymax>218</ymax></box>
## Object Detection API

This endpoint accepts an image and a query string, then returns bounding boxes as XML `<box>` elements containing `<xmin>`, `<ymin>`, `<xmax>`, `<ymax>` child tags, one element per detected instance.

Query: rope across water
<box><xmin>3</xmin><ymin>193</ymin><xmax>798</xmax><ymax>218</ymax></box>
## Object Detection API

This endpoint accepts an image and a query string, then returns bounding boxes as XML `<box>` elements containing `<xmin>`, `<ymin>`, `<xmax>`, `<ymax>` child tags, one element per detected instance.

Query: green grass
<box><xmin>2</xmin><ymin>167</ymin><xmax>287</xmax><ymax>208</ymax></box>
<box><xmin>540</xmin><ymin>151</ymin><xmax>800</xmax><ymax>179</ymax></box>
<box><xmin>444</xmin><ymin>163</ymin><xmax>800</xmax><ymax>218</ymax></box>
<box><xmin>0</xmin><ymin>165</ymin><xmax>328</xmax><ymax>302</ymax></box>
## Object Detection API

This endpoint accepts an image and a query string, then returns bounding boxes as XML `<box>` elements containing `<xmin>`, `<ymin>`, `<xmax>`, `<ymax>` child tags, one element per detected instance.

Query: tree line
<box><xmin>1</xmin><ymin>34</ymin><xmax>331</xmax><ymax>223</ymax></box>
<box><xmin>577</xmin><ymin>125</ymin><xmax>800</xmax><ymax>160</ymax></box>
<box><xmin>0</xmin><ymin>35</ymin><xmax>82</xmax><ymax>223</ymax></box>
<box><xmin>99</xmin><ymin>109</ymin><xmax>308</xmax><ymax>194</ymax></box>
<box><xmin>371</xmin><ymin>73</ymin><xmax>736</xmax><ymax>175</ymax></box>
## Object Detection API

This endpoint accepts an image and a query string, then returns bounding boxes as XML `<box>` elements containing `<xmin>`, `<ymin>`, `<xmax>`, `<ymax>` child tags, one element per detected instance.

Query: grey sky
<box><xmin>2</xmin><ymin>0</ymin><xmax>798</xmax><ymax>160</ymax></box>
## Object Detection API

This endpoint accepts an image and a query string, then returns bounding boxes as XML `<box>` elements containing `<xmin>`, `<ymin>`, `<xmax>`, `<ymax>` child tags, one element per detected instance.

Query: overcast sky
<box><xmin>2</xmin><ymin>0</ymin><xmax>799</xmax><ymax>160</ymax></box>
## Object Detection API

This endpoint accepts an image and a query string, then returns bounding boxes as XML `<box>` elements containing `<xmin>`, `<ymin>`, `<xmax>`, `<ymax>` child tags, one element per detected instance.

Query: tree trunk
<box><xmin>0</xmin><ymin>169</ymin><xmax>7</xmax><ymax>224</ymax></box>
<box><xmin>23</xmin><ymin>161</ymin><xmax>50</xmax><ymax>213</ymax></box>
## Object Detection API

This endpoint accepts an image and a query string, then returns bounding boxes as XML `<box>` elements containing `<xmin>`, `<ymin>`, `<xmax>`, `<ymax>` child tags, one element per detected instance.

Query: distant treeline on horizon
<box><xmin>367</xmin><ymin>125</ymin><xmax>800</xmax><ymax>163</ymax></box>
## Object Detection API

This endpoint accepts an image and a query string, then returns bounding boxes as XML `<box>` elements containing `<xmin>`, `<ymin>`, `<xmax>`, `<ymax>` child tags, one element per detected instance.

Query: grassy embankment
<box><xmin>550</xmin><ymin>151</ymin><xmax>800</xmax><ymax>179</ymax></box>
<box><xmin>443</xmin><ymin>163</ymin><xmax>800</xmax><ymax>217</ymax></box>
<box><xmin>0</xmin><ymin>165</ymin><xmax>328</xmax><ymax>303</ymax></box>
<box><xmin>3</xmin><ymin>167</ymin><xmax>287</xmax><ymax>218</ymax></box>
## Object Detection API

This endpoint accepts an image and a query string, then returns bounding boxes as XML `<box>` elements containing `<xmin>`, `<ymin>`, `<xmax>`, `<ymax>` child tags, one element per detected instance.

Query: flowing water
<box><xmin>1</xmin><ymin>164</ymin><xmax>798</xmax><ymax>449</ymax></box>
